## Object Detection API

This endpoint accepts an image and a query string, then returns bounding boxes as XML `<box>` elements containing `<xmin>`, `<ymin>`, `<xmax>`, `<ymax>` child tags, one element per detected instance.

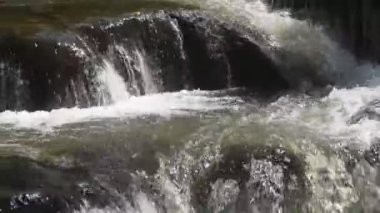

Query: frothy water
<box><xmin>96</xmin><ymin>59</ymin><xmax>131</xmax><ymax>104</ymax></box>
<box><xmin>267</xmin><ymin>86</ymin><xmax>380</xmax><ymax>146</ymax></box>
<box><xmin>75</xmin><ymin>193</ymin><xmax>158</xmax><ymax>213</ymax></box>
<box><xmin>183</xmin><ymin>0</ymin><xmax>380</xmax><ymax>86</ymax></box>
<box><xmin>1</xmin><ymin>0</ymin><xmax>380</xmax><ymax>213</ymax></box>
<box><xmin>0</xmin><ymin>90</ymin><xmax>243</xmax><ymax>131</ymax></box>
<box><xmin>169</xmin><ymin>0</ymin><xmax>380</xmax><ymax>147</ymax></box>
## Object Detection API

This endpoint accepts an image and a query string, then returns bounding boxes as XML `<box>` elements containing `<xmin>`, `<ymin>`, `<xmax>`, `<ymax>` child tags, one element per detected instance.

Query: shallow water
<box><xmin>0</xmin><ymin>87</ymin><xmax>379</xmax><ymax>212</ymax></box>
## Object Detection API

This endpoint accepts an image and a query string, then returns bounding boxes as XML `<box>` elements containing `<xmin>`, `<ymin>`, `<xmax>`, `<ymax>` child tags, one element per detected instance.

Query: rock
<box><xmin>80</xmin><ymin>10</ymin><xmax>291</xmax><ymax>93</ymax></box>
<box><xmin>0</xmin><ymin>34</ymin><xmax>93</xmax><ymax>111</ymax></box>
<box><xmin>364</xmin><ymin>141</ymin><xmax>380</xmax><ymax>167</ymax></box>
<box><xmin>191</xmin><ymin>144</ymin><xmax>309</xmax><ymax>212</ymax></box>
<box><xmin>0</xmin><ymin>9</ymin><xmax>334</xmax><ymax>111</ymax></box>
<box><xmin>0</xmin><ymin>156</ymin><xmax>111</xmax><ymax>212</ymax></box>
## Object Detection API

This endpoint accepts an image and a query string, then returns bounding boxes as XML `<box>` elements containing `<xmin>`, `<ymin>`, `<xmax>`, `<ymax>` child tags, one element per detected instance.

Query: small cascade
<box><xmin>0</xmin><ymin>9</ymin><xmax>301</xmax><ymax>112</ymax></box>
<box><xmin>95</xmin><ymin>59</ymin><xmax>131</xmax><ymax>105</ymax></box>
<box><xmin>0</xmin><ymin>61</ymin><xmax>25</xmax><ymax>110</ymax></box>
<box><xmin>112</xmin><ymin>44</ymin><xmax>161</xmax><ymax>96</ymax></box>
<box><xmin>112</xmin><ymin>44</ymin><xmax>142</xmax><ymax>96</ymax></box>
<box><xmin>1</xmin><ymin>1</ymin><xmax>380</xmax><ymax>213</ymax></box>
<box><xmin>134</xmin><ymin>48</ymin><xmax>160</xmax><ymax>94</ymax></box>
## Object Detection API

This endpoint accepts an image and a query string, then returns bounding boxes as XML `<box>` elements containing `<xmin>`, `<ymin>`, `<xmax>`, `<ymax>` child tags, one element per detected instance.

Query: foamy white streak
<box><xmin>323</xmin><ymin>86</ymin><xmax>380</xmax><ymax>144</ymax></box>
<box><xmin>0</xmin><ymin>91</ymin><xmax>241</xmax><ymax>131</ymax></box>
<box><xmin>75</xmin><ymin>192</ymin><xmax>157</xmax><ymax>213</ymax></box>
<box><xmin>97</xmin><ymin>60</ymin><xmax>130</xmax><ymax>103</ymax></box>
<box><xmin>134</xmin><ymin>49</ymin><xmax>159</xmax><ymax>94</ymax></box>
<box><xmin>267</xmin><ymin>86</ymin><xmax>380</xmax><ymax>146</ymax></box>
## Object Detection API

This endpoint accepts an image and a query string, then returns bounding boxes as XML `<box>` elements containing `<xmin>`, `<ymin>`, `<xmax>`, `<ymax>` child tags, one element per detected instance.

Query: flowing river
<box><xmin>0</xmin><ymin>0</ymin><xmax>379</xmax><ymax>212</ymax></box>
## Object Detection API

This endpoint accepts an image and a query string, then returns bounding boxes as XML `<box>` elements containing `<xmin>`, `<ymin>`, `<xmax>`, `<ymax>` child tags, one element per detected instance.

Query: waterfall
<box><xmin>113</xmin><ymin>44</ymin><xmax>161</xmax><ymax>96</ymax></box>
<box><xmin>96</xmin><ymin>59</ymin><xmax>131</xmax><ymax>105</ymax></box>
<box><xmin>134</xmin><ymin>48</ymin><xmax>160</xmax><ymax>94</ymax></box>
<box><xmin>67</xmin><ymin>41</ymin><xmax>162</xmax><ymax>105</ymax></box>
<box><xmin>0</xmin><ymin>61</ymin><xmax>25</xmax><ymax>110</ymax></box>
<box><xmin>1</xmin><ymin>1</ymin><xmax>380</xmax><ymax>213</ymax></box>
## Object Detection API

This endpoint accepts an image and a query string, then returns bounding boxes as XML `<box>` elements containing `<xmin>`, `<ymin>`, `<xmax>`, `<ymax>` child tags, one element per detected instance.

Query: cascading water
<box><xmin>133</xmin><ymin>48</ymin><xmax>160</xmax><ymax>94</ymax></box>
<box><xmin>0</xmin><ymin>0</ymin><xmax>380</xmax><ymax>213</ymax></box>
<box><xmin>112</xmin><ymin>45</ymin><xmax>161</xmax><ymax>96</ymax></box>
<box><xmin>96</xmin><ymin>59</ymin><xmax>130</xmax><ymax>104</ymax></box>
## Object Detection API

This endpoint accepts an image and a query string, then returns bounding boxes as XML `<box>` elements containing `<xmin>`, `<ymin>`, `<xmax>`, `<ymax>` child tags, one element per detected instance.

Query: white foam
<box><xmin>0</xmin><ymin>90</ymin><xmax>242</xmax><ymax>131</ymax></box>
<box><xmin>75</xmin><ymin>192</ymin><xmax>158</xmax><ymax>213</ymax></box>
<box><xmin>181</xmin><ymin>0</ymin><xmax>380</xmax><ymax>87</ymax></box>
<box><xmin>187</xmin><ymin>0</ymin><xmax>336</xmax><ymax>56</ymax></box>
<box><xmin>323</xmin><ymin>86</ymin><xmax>380</xmax><ymax>144</ymax></box>
<box><xmin>265</xmin><ymin>85</ymin><xmax>380</xmax><ymax>146</ymax></box>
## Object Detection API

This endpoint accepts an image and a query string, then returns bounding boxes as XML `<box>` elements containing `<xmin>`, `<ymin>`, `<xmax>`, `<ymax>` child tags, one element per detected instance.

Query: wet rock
<box><xmin>191</xmin><ymin>144</ymin><xmax>310</xmax><ymax>212</ymax></box>
<box><xmin>79</xmin><ymin>10</ymin><xmax>291</xmax><ymax>94</ymax></box>
<box><xmin>173</xmin><ymin>11</ymin><xmax>290</xmax><ymax>93</ymax></box>
<box><xmin>364</xmin><ymin>142</ymin><xmax>380</xmax><ymax>167</ymax></box>
<box><xmin>0</xmin><ymin>156</ymin><xmax>112</xmax><ymax>212</ymax></box>
<box><xmin>0</xmin><ymin>34</ymin><xmax>94</xmax><ymax>111</ymax></box>
<box><xmin>8</xmin><ymin>193</ymin><xmax>69</xmax><ymax>213</ymax></box>
<box><xmin>0</xmin><ymin>9</ymin><xmax>335</xmax><ymax>111</ymax></box>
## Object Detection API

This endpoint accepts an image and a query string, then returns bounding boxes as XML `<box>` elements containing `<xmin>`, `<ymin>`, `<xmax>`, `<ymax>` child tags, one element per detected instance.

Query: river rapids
<box><xmin>0</xmin><ymin>0</ymin><xmax>380</xmax><ymax>212</ymax></box>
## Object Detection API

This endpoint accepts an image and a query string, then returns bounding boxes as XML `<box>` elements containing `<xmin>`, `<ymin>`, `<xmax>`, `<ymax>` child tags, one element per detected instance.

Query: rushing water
<box><xmin>1</xmin><ymin>0</ymin><xmax>380</xmax><ymax>213</ymax></box>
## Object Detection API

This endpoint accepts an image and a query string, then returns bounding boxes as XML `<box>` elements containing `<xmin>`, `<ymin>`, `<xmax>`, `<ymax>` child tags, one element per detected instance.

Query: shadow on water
<box><xmin>0</xmin><ymin>156</ymin><xmax>113</xmax><ymax>213</ymax></box>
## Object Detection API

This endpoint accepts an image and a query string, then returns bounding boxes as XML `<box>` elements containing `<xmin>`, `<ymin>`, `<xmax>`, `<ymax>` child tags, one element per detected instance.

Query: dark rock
<box><xmin>0</xmin><ymin>156</ymin><xmax>111</xmax><ymax>212</ymax></box>
<box><xmin>8</xmin><ymin>193</ymin><xmax>70</xmax><ymax>213</ymax></box>
<box><xmin>364</xmin><ymin>142</ymin><xmax>380</xmax><ymax>167</ymax></box>
<box><xmin>79</xmin><ymin>10</ymin><xmax>291</xmax><ymax>94</ymax></box>
<box><xmin>0</xmin><ymin>9</ymin><xmax>335</xmax><ymax>111</ymax></box>
<box><xmin>172</xmin><ymin>11</ymin><xmax>291</xmax><ymax>93</ymax></box>
<box><xmin>0</xmin><ymin>34</ymin><xmax>94</xmax><ymax>111</ymax></box>
<box><xmin>191</xmin><ymin>144</ymin><xmax>309</xmax><ymax>212</ymax></box>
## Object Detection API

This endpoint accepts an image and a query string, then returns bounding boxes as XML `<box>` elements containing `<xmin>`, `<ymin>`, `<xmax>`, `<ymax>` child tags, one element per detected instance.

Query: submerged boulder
<box><xmin>0</xmin><ymin>156</ymin><xmax>111</xmax><ymax>213</ymax></box>
<box><xmin>364</xmin><ymin>141</ymin><xmax>380</xmax><ymax>167</ymax></box>
<box><xmin>191</xmin><ymin>144</ymin><xmax>310</xmax><ymax>212</ymax></box>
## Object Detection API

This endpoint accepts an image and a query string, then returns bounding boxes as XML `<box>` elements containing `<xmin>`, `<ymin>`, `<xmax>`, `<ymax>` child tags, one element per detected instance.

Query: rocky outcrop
<box><xmin>364</xmin><ymin>142</ymin><xmax>380</xmax><ymax>167</ymax></box>
<box><xmin>0</xmin><ymin>9</ymin><xmax>335</xmax><ymax>112</ymax></box>
<box><xmin>79</xmin><ymin>10</ymin><xmax>290</xmax><ymax>93</ymax></box>
<box><xmin>0</xmin><ymin>34</ymin><xmax>93</xmax><ymax>111</ymax></box>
